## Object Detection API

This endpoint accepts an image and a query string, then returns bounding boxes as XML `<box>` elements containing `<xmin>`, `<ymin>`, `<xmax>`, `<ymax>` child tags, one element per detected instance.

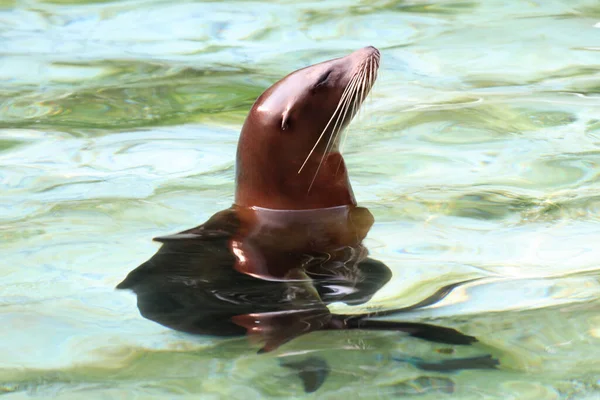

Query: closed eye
<box><xmin>315</xmin><ymin>70</ymin><xmax>332</xmax><ymax>88</ymax></box>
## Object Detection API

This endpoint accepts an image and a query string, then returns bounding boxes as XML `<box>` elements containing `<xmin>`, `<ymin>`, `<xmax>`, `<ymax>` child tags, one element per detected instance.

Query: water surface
<box><xmin>2</xmin><ymin>0</ymin><xmax>600</xmax><ymax>398</ymax></box>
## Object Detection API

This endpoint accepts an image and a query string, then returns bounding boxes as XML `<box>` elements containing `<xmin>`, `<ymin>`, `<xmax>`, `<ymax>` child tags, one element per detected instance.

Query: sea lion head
<box><xmin>235</xmin><ymin>46</ymin><xmax>380</xmax><ymax>210</ymax></box>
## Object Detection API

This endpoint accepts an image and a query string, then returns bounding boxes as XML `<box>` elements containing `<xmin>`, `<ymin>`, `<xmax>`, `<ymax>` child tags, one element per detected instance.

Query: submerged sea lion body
<box><xmin>117</xmin><ymin>205</ymin><xmax>475</xmax><ymax>351</ymax></box>
<box><xmin>117</xmin><ymin>206</ymin><xmax>392</xmax><ymax>340</ymax></box>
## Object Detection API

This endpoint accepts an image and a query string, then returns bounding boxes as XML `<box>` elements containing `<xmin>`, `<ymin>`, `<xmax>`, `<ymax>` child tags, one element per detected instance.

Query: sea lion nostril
<box><xmin>364</xmin><ymin>46</ymin><xmax>380</xmax><ymax>56</ymax></box>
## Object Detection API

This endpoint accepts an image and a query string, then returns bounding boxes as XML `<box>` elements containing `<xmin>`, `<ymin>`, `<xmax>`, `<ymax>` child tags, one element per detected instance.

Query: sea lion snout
<box><xmin>357</xmin><ymin>45</ymin><xmax>380</xmax><ymax>57</ymax></box>
<box><xmin>346</xmin><ymin>46</ymin><xmax>380</xmax><ymax>66</ymax></box>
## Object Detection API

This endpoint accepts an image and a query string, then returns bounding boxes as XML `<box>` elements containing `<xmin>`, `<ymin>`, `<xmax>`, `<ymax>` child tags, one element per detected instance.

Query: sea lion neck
<box><xmin>235</xmin><ymin>146</ymin><xmax>356</xmax><ymax>210</ymax></box>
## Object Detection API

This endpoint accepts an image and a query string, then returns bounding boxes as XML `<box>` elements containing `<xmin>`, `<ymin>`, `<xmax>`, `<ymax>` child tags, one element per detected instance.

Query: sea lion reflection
<box><xmin>117</xmin><ymin>205</ymin><xmax>476</xmax><ymax>352</ymax></box>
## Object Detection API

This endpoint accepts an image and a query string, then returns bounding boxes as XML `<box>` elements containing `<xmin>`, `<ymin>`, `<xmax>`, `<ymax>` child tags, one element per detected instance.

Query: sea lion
<box><xmin>235</xmin><ymin>46</ymin><xmax>380</xmax><ymax>210</ymax></box>
<box><xmin>118</xmin><ymin>46</ymin><xmax>480</xmax><ymax>346</ymax></box>
<box><xmin>119</xmin><ymin>46</ymin><xmax>387</xmax><ymax>345</ymax></box>
<box><xmin>117</xmin><ymin>47</ymin><xmax>493</xmax><ymax>393</ymax></box>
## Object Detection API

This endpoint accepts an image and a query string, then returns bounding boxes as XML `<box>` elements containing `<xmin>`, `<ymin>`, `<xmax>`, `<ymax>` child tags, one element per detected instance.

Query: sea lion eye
<box><xmin>315</xmin><ymin>70</ymin><xmax>332</xmax><ymax>88</ymax></box>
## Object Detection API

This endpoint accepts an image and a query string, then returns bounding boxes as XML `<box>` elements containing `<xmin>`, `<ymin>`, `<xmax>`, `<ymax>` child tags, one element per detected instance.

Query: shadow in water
<box><xmin>117</xmin><ymin>205</ymin><xmax>497</xmax><ymax>392</ymax></box>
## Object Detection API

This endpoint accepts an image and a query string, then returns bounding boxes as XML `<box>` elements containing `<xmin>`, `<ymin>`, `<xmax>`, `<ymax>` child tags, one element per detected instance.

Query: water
<box><xmin>2</xmin><ymin>0</ymin><xmax>600</xmax><ymax>398</ymax></box>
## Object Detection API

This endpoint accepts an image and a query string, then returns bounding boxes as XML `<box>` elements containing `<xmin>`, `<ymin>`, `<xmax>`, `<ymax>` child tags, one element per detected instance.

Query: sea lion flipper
<box><xmin>153</xmin><ymin>233</ymin><xmax>205</xmax><ymax>241</ymax></box>
<box><xmin>343</xmin><ymin>319</ymin><xmax>477</xmax><ymax>345</ymax></box>
<box><xmin>232</xmin><ymin>308</ymin><xmax>332</xmax><ymax>353</ymax></box>
<box><xmin>153</xmin><ymin>208</ymin><xmax>241</xmax><ymax>242</ymax></box>
<box><xmin>153</xmin><ymin>231</ymin><xmax>229</xmax><ymax>242</ymax></box>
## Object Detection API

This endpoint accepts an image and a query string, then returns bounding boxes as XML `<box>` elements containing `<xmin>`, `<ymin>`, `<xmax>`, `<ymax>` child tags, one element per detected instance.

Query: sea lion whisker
<box><xmin>300</xmin><ymin>69</ymin><xmax>361</xmax><ymax>177</ymax></box>
<box><xmin>357</xmin><ymin>65</ymin><xmax>370</xmax><ymax>114</ymax></box>
<box><xmin>329</xmin><ymin>68</ymin><xmax>365</xmax><ymax>175</ymax></box>
<box><xmin>317</xmin><ymin>71</ymin><xmax>360</xmax><ymax>161</ymax></box>
<box><xmin>358</xmin><ymin>64</ymin><xmax>368</xmax><ymax>110</ymax></box>
<box><xmin>368</xmin><ymin>58</ymin><xmax>373</xmax><ymax>91</ymax></box>
<box><xmin>332</xmin><ymin>67</ymin><xmax>366</xmax><ymax>156</ymax></box>
<box><xmin>365</xmin><ymin>58</ymin><xmax>374</xmax><ymax>110</ymax></box>
<box><xmin>319</xmin><ymin>69</ymin><xmax>362</xmax><ymax>150</ymax></box>
<box><xmin>357</xmin><ymin>63</ymin><xmax>369</xmax><ymax>121</ymax></box>
<box><xmin>337</xmin><ymin>58</ymin><xmax>378</xmax><ymax>172</ymax></box>
<box><xmin>370</xmin><ymin>58</ymin><xmax>377</xmax><ymax>106</ymax></box>
<box><xmin>307</xmin><ymin>70</ymin><xmax>363</xmax><ymax>192</ymax></box>
<box><xmin>349</xmin><ymin>71</ymin><xmax>361</xmax><ymax>121</ymax></box>
<box><xmin>329</xmin><ymin>67</ymin><xmax>363</xmax><ymax>152</ymax></box>
<box><xmin>336</xmin><ymin>68</ymin><xmax>367</xmax><ymax>172</ymax></box>
<box><xmin>370</xmin><ymin>57</ymin><xmax>378</xmax><ymax>91</ymax></box>
<box><xmin>298</xmin><ymin>71</ymin><xmax>360</xmax><ymax>174</ymax></box>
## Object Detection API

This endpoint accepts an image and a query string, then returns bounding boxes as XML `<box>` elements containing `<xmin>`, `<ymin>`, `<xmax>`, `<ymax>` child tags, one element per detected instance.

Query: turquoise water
<box><xmin>2</xmin><ymin>0</ymin><xmax>600</xmax><ymax>398</ymax></box>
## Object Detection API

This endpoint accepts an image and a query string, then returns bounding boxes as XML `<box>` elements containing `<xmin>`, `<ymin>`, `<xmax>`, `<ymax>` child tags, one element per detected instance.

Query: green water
<box><xmin>2</xmin><ymin>0</ymin><xmax>600</xmax><ymax>398</ymax></box>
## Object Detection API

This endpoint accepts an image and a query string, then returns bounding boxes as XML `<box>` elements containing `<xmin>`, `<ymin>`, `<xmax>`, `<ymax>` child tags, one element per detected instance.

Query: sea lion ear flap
<box><xmin>281</xmin><ymin>107</ymin><xmax>291</xmax><ymax>131</ymax></box>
